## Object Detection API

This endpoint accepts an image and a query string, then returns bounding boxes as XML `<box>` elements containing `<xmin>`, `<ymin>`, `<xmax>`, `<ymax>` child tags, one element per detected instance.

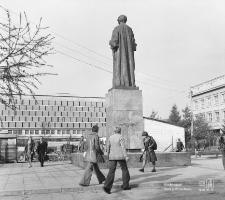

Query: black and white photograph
<box><xmin>0</xmin><ymin>0</ymin><xmax>225</xmax><ymax>199</ymax></box>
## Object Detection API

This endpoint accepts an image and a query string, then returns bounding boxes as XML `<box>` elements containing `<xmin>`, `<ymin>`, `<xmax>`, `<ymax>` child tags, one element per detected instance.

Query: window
<box><xmin>13</xmin><ymin>130</ymin><xmax>17</xmax><ymax>134</ymax></box>
<box><xmin>214</xmin><ymin>95</ymin><xmax>219</xmax><ymax>105</ymax></box>
<box><xmin>208</xmin><ymin>113</ymin><xmax>212</xmax><ymax>122</ymax></box>
<box><xmin>18</xmin><ymin>130</ymin><xmax>22</xmax><ymax>135</ymax></box>
<box><xmin>41</xmin><ymin>130</ymin><xmax>45</xmax><ymax>135</ymax></box>
<box><xmin>30</xmin><ymin>130</ymin><xmax>34</xmax><ymax>135</ymax></box>
<box><xmin>25</xmin><ymin>130</ymin><xmax>29</xmax><ymax>135</ymax></box>
<box><xmin>46</xmin><ymin>130</ymin><xmax>50</xmax><ymax>135</ymax></box>
<box><xmin>67</xmin><ymin>130</ymin><xmax>70</xmax><ymax>135</ymax></box>
<box><xmin>215</xmin><ymin>112</ymin><xmax>220</xmax><ymax>121</ymax></box>
<box><xmin>62</xmin><ymin>130</ymin><xmax>66</xmax><ymax>135</ymax></box>
<box><xmin>35</xmin><ymin>130</ymin><xmax>39</xmax><ymax>135</ymax></box>
<box><xmin>207</xmin><ymin>97</ymin><xmax>211</xmax><ymax>106</ymax></box>
<box><xmin>57</xmin><ymin>130</ymin><xmax>61</xmax><ymax>135</ymax></box>
<box><xmin>8</xmin><ymin>130</ymin><xmax>12</xmax><ymax>134</ymax></box>
<box><xmin>200</xmin><ymin>99</ymin><xmax>204</xmax><ymax>108</ymax></box>
<box><xmin>194</xmin><ymin>101</ymin><xmax>198</xmax><ymax>109</ymax></box>
<box><xmin>222</xmin><ymin>94</ymin><xmax>225</xmax><ymax>103</ymax></box>
<box><xmin>51</xmin><ymin>130</ymin><xmax>55</xmax><ymax>135</ymax></box>
<box><xmin>73</xmin><ymin>130</ymin><xmax>77</xmax><ymax>134</ymax></box>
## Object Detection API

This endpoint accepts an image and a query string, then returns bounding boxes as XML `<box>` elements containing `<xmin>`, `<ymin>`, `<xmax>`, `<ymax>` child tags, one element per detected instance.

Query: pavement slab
<box><xmin>0</xmin><ymin>155</ymin><xmax>224</xmax><ymax>199</ymax></box>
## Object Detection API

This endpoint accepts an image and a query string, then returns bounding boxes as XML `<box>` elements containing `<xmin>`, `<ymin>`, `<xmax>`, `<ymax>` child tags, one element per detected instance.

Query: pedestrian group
<box><xmin>79</xmin><ymin>125</ymin><xmax>158</xmax><ymax>194</ymax></box>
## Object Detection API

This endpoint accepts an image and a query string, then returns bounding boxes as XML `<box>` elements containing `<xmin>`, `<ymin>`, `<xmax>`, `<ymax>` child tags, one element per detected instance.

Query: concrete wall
<box><xmin>144</xmin><ymin>118</ymin><xmax>185</xmax><ymax>152</ymax></box>
<box><xmin>71</xmin><ymin>152</ymin><xmax>191</xmax><ymax>168</ymax></box>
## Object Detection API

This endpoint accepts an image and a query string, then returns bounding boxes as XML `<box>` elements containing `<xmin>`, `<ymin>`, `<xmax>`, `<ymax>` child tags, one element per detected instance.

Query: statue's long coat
<box><xmin>109</xmin><ymin>22</ymin><xmax>137</xmax><ymax>87</ymax></box>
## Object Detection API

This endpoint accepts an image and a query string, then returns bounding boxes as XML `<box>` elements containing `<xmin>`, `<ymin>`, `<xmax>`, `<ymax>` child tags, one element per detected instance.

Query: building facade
<box><xmin>144</xmin><ymin>117</ymin><xmax>185</xmax><ymax>151</ymax></box>
<box><xmin>0</xmin><ymin>95</ymin><xmax>106</xmax><ymax>149</ymax></box>
<box><xmin>192</xmin><ymin>75</ymin><xmax>225</xmax><ymax>132</ymax></box>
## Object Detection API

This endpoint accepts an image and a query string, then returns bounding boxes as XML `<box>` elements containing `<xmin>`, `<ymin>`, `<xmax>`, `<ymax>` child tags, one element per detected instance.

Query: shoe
<box><xmin>79</xmin><ymin>183</ymin><xmax>89</xmax><ymax>187</ymax></box>
<box><xmin>28</xmin><ymin>164</ymin><xmax>31</xmax><ymax>168</ymax></box>
<box><xmin>99</xmin><ymin>179</ymin><xmax>106</xmax><ymax>184</ymax></box>
<box><xmin>103</xmin><ymin>187</ymin><xmax>111</xmax><ymax>194</ymax></box>
<box><xmin>151</xmin><ymin>169</ymin><xmax>156</xmax><ymax>172</ymax></box>
<box><xmin>139</xmin><ymin>169</ymin><xmax>144</xmax><ymax>172</ymax></box>
<box><xmin>123</xmin><ymin>186</ymin><xmax>131</xmax><ymax>190</ymax></box>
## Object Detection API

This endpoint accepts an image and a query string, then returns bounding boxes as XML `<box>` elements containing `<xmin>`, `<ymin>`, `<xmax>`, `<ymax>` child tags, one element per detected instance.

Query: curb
<box><xmin>0</xmin><ymin>180</ymin><xmax>223</xmax><ymax>197</ymax></box>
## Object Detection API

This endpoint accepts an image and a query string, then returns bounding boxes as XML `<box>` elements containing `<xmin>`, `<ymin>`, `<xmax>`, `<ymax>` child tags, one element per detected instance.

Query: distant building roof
<box><xmin>191</xmin><ymin>75</ymin><xmax>225</xmax><ymax>96</ymax></box>
<box><xmin>143</xmin><ymin>117</ymin><xmax>183</xmax><ymax>128</ymax></box>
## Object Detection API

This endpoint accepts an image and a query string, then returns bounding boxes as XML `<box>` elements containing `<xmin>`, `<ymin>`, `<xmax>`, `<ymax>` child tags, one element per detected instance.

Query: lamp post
<box><xmin>190</xmin><ymin>87</ymin><xmax>196</xmax><ymax>158</ymax></box>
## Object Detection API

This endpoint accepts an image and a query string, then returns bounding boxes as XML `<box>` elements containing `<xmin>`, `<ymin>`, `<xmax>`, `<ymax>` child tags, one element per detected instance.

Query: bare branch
<box><xmin>0</xmin><ymin>7</ymin><xmax>55</xmax><ymax>109</ymax></box>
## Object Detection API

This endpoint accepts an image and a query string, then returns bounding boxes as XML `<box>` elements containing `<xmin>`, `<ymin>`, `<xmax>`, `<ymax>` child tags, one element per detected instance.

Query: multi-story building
<box><xmin>191</xmin><ymin>75</ymin><xmax>225</xmax><ymax>133</ymax></box>
<box><xmin>0</xmin><ymin>94</ymin><xmax>106</xmax><ymax>149</ymax></box>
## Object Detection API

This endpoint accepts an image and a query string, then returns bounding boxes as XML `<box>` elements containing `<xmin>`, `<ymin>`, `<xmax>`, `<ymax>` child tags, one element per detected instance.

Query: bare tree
<box><xmin>0</xmin><ymin>7</ymin><xmax>55</xmax><ymax>109</ymax></box>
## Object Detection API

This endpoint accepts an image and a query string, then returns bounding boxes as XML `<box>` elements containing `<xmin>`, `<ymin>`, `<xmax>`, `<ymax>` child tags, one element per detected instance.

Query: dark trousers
<box><xmin>104</xmin><ymin>160</ymin><xmax>130</xmax><ymax>191</ymax></box>
<box><xmin>79</xmin><ymin>162</ymin><xmax>106</xmax><ymax>185</ymax></box>
<box><xmin>221</xmin><ymin>150</ymin><xmax>225</xmax><ymax>170</ymax></box>
<box><xmin>31</xmin><ymin>153</ymin><xmax>34</xmax><ymax>162</ymax></box>
<box><xmin>38</xmin><ymin>153</ymin><xmax>44</xmax><ymax>166</ymax></box>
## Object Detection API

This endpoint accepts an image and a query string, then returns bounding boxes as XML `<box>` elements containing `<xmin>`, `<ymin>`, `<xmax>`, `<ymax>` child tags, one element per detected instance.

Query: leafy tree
<box><xmin>168</xmin><ymin>104</ymin><xmax>181</xmax><ymax>125</ymax></box>
<box><xmin>192</xmin><ymin>114</ymin><xmax>211</xmax><ymax>141</ymax></box>
<box><xmin>179</xmin><ymin>106</ymin><xmax>192</xmax><ymax>143</ymax></box>
<box><xmin>0</xmin><ymin>7</ymin><xmax>54</xmax><ymax>109</ymax></box>
<box><xmin>150</xmin><ymin>110</ymin><xmax>158</xmax><ymax>119</ymax></box>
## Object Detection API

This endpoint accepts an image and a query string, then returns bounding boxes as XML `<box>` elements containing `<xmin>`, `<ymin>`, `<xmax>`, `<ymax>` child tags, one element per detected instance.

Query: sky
<box><xmin>1</xmin><ymin>0</ymin><xmax>225</xmax><ymax>119</ymax></box>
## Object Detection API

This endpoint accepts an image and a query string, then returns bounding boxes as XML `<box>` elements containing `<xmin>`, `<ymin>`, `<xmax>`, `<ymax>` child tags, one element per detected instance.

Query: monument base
<box><xmin>71</xmin><ymin>152</ymin><xmax>191</xmax><ymax>168</ymax></box>
<box><xmin>105</xmin><ymin>89</ymin><xmax>143</xmax><ymax>150</ymax></box>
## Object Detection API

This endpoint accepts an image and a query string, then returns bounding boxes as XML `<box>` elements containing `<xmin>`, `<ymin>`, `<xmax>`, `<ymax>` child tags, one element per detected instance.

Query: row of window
<box><xmin>2</xmin><ymin>99</ymin><xmax>105</xmax><ymax>107</ymax></box>
<box><xmin>0</xmin><ymin>111</ymin><xmax>106</xmax><ymax>118</ymax></box>
<box><xmin>194</xmin><ymin>93</ymin><xmax>225</xmax><ymax>110</ymax></box>
<box><xmin>196</xmin><ymin>110</ymin><xmax>225</xmax><ymax>122</ymax></box>
<box><xmin>0</xmin><ymin>105</ymin><xmax>106</xmax><ymax>112</ymax></box>
<box><xmin>9</xmin><ymin>129</ymin><xmax>86</xmax><ymax>135</ymax></box>
<box><xmin>0</xmin><ymin>122</ymin><xmax>106</xmax><ymax>128</ymax></box>
<box><xmin>1</xmin><ymin>116</ymin><xmax>106</xmax><ymax>123</ymax></box>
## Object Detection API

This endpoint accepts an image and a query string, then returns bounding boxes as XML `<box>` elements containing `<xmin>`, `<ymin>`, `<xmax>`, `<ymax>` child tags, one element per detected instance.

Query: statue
<box><xmin>109</xmin><ymin>15</ymin><xmax>137</xmax><ymax>88</ymax></box>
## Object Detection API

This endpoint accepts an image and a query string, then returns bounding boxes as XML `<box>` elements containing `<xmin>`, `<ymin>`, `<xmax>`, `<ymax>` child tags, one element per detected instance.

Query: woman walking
<box><xmin>139</xmin><ymin>131</ymin><xmax>157</xmax><ymax>172</ymax></box>
<box><xmin>24</xmin><ymin>136</ymin><xmax>35</xmax><ymax>168</ymax></box>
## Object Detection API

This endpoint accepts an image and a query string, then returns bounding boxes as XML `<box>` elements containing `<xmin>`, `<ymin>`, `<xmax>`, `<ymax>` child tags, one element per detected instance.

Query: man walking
<box><xmin>79</xmin><ymin>125</ymin><xmax>106</xmax><ymax>186</ymax></box>
<box><xmin>176</xmin><ymin>138</ymin><xmax>184</xmax><ymax>152</ymax></box>
<box><xmin>139</xmin><ymin>131</ymin><xmax>157</xmax><ymax>173</ymax></box>
<box><xmin>36</xmin><ymin>137</ymin><xmax>47</xmax><ymax>167</ymax></box>
<box><xmin>103</xmin><ymin>127</ymin><xmax>130</xmax><ymax>194</ymax></box>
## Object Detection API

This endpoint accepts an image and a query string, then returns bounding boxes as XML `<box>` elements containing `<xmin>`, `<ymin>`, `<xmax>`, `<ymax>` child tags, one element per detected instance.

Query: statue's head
<box><xmin>117</xmin><ymin>15</ymin><xmax>127</xmax><ymax>24</ymax></box>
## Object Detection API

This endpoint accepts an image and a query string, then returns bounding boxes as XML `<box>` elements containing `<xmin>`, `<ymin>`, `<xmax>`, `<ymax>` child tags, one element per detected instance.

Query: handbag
<box><xmin>83</xmin><ymin>152</ymin><xmax>86</xmax><ymax>158</ymax></box>
<box><xmin>44</xmin><ymin>155</ymin><xmax>49</xmax><ymax>161</ymax></box>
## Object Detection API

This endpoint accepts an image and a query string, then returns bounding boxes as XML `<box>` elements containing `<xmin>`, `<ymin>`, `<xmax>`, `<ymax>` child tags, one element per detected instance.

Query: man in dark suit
<box><xmin>176</xmin><ymin>138</ymin><xmax>184</xmax><ymax>152</ymax></box>
<box><xmin>36</xmin><ymin>136</ymin><xmax>47</xmax><ymax>167</ymax></box>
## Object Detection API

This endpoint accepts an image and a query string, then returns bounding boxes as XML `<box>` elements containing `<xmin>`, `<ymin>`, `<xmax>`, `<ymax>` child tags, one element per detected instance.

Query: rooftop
<box><xmin>191</xmin><ymin>75</ymin><xmax>225</xmax><ymax>96</ymax></box>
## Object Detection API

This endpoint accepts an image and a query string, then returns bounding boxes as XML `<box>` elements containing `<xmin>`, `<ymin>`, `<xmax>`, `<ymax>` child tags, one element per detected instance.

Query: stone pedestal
<box><xmin>105</xmin><ymin>89</ymin><xmax>143</xmax><ymax>150</ymax></box>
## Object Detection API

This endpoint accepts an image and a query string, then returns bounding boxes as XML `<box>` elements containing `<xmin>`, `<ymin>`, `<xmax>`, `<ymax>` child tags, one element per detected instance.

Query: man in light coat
<box><xmin>79</xmin><ymin>125</ymin><xmax>106</xmax><ymax>186</ymax></box>
<box><xmin>103</xmin><ymin>127</ymin><xmax>130</xmax><ymax>194</ymax></box>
